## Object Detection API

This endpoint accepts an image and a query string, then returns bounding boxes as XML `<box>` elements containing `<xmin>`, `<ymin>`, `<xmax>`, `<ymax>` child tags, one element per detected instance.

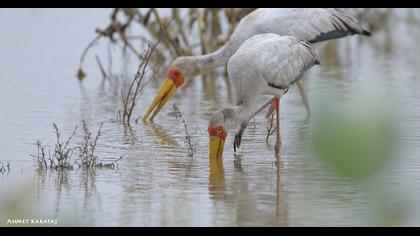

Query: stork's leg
<box><xmin>233</xmin><ymin>97</ymin><xmax>277</xmax><ymax>152</ymax></box>
<box><xmin>274</xmin><ymin>97</ymin><xmax>281</xmax><ymax>156</ymax></box>
<box><xmin>265</xmin><ymin>86</ymin><xmax>290</xmax><ymax>120</ymax></box>
<box><xmin>265</xmin><ymin>99</ymin><xmax>277</xmax><ymax>119</ymax></box>
<box><xmin>296</xmin><ymin>81</ymin><xmax>311</xmax><ymax>117</ymax></box>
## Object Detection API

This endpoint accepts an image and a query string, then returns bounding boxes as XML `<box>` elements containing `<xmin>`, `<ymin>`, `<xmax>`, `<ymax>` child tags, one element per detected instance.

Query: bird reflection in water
<box><xmin>208</xmin><ymin>157</ymin><xmax>227</xmax><ymax>200</ymax></box>
<box><xmin>143</xmin><ymin>121</ymin><xmax>177</xmax><ymax>146</ymax></box>
<box><xmin>274</xmin><ymin>158</ymin><xmax>285</xmax><ymax>226</ymax></box>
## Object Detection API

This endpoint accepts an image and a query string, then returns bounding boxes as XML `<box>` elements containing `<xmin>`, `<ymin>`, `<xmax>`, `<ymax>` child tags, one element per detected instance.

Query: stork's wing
<box><xmin>292</xmin><ymin>8</ymin><xmax>371</xmax><ymax>43</ymax></box>
<box><xmin>226</xmin><ymin>34</ymin><xmax>321</xmax><ymax>103</ymax></box>
<box><xmin>281</xmin><ymin>40</ymin><xmax>320</xmax><ymax>86</ymax></box>
<box><xmin>251</xmin><ymin>8</ymin><xmax>371</xmax><ymax>44</ymax></box>
<box><xmin>254</xmin><ymin>36</ymin><xmax>321</xmax><ymax>89</ymax></box>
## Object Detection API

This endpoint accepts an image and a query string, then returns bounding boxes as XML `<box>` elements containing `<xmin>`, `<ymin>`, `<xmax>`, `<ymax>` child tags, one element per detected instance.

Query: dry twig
<box><xmin>121</xmin><ymin>23</ymin><xmax>169</xmax><ymax>125</ymax></box>
<box><xmin>95</xmin><ymin>54</ymin><xmax>109</xmax><ymax>81</ymax></box>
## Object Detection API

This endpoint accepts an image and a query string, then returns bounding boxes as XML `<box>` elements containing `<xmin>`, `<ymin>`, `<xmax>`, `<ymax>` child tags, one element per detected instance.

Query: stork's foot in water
<box><xmin>233</xmin><ymin>122</ymin><xmax>248</xmax><ymax>152</ymax></box>
<box><xmin>274</xmin><ymin>137</ymin><xmax>282</xmax><ymax>156</ymax></box>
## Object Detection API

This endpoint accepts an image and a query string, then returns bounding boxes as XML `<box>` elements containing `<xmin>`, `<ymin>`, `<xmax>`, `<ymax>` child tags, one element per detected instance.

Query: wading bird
<box><xmin>140</xmin><ymin>8</ymin><xmax>370</xmax><ymax>122</ymax></box>
<box><xmin>208</xmin><ymin>34</ymin><xmax>320</xmax><ymax>158</ymax></box>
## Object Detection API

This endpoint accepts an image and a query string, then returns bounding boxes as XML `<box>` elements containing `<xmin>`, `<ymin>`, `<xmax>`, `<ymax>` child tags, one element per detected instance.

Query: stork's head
<box><xmin>142</xmin><ymin>57</ymin><xmax>198</xmax><ymax>121</ymax></box>
<box><xmin>208</xmin><ymin>108</ymin><xmax>238</xmax><ymax>159</ymax></box>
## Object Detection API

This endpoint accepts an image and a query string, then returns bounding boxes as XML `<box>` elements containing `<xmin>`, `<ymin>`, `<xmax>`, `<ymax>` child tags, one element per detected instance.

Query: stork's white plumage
<box><xmin>228</xmin><ymin>35</ymin><xmax>320</xmax><ymax>104</ymax></box>
<box><xmin>140</xmin><ymin>8</ymin><xmax>370</xmax><ymax>122</ymax></box>
<box><xmin>234</xmin><ymin>8</ymin><xmax>370</xmax><ymax>45</ymax></box>
<box><xmin>208</xmin><ymin>34</ymin><xmax>320</xmax><ymax>158</ymax></box>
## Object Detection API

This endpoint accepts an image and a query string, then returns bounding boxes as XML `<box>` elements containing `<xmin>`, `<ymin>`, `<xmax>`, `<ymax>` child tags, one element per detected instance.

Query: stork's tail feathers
<box><xmin>330</xmin><ymin>8</ymin><xmax>373</xmax><ymax>37</ymax></box>
<box><xmin>300</xmin><ymin>40</ymin><xmax>322</xmax><ymax>66</ymax></box>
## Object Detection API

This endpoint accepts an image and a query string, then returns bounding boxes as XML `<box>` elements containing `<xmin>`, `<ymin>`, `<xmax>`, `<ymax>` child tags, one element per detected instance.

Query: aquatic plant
<box><xmin>52</xmin><ymin>123</ymin><xmax>78</xmax><ymax>170</ymax></box>
<box><xmin>30</xmin><ymin>124</ymin><xmax>77</xmax><ymax>171</ymax></box>
<box><xmin>30</xmin><ymin>140</ymin><xmax>48</xmax><ymax>170</ymax></box>
<box><xmin>173</xmin><ymin>103</ymin><xmax>195</xmax><ymax>157</ymax></box>
<box><xmin>31</xmin><ymin>121</ymin><xmax>121</xmax><ymax>171</ymax></box>
<box><xmin>76</xmin><ymin>120</ymin><xmax>103</xmax><ymax>169</ymax></box>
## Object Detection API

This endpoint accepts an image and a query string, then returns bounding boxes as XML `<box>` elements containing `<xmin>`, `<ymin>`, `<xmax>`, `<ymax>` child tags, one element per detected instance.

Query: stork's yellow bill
<box><xmin>142</xmin><ymin>67</ymin><xmax>184</xmax><ymax>121</ymax></box>
<box><xmin>208</xmin><ymin>126</ymin><xmax>227</xmax><ymax>159</ymax></box>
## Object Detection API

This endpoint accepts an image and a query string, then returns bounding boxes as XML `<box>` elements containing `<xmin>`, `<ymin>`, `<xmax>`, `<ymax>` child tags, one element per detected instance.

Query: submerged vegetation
<box><xmin>31</xmin><ymin>121</ymin><xmax>121</xmax><ymax>171</ymax></box>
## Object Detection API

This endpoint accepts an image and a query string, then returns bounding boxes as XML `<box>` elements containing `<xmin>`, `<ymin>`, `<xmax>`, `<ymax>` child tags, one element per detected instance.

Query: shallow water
<box><xmin>1</xmin><ymin>8</ymin><xmax>420</xmax><ymax>226</ymax></box>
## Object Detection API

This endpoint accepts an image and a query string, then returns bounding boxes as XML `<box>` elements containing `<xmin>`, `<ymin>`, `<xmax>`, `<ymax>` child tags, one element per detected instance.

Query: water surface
<box><xmin>1</xmin><ymin>8</ymin><xmax>420</xmax><ymax>226</ymax></box>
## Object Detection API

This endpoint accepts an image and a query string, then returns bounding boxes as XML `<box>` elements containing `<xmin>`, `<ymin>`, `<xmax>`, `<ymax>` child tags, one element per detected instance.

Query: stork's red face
<box><xmin>208</xmin><ymin>125</ymin><xmax>227</xmax><ymax>159</ymax></box>
<box><xmin>142</xmin><ymin>67</ymin><xmax>184</xmax><ymax>121</ymax></box>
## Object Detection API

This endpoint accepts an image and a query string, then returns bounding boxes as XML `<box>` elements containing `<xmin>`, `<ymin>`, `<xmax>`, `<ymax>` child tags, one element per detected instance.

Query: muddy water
<box><xmin>1</xmin><ymin>9</ymin><xmax>420</xmax><ymax>226</ymax></box>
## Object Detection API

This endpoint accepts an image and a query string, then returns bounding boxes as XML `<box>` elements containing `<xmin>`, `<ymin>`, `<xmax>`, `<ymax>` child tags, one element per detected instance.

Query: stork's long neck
<box><xmin>194</xmin><ymin>36</ymin><xmax>243</xmax><ymax>74</ymax></box>
<box><xmin>226</xmin><ymin>104</ymin><xmax>256</xmax><ymax>130</ymax></box>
